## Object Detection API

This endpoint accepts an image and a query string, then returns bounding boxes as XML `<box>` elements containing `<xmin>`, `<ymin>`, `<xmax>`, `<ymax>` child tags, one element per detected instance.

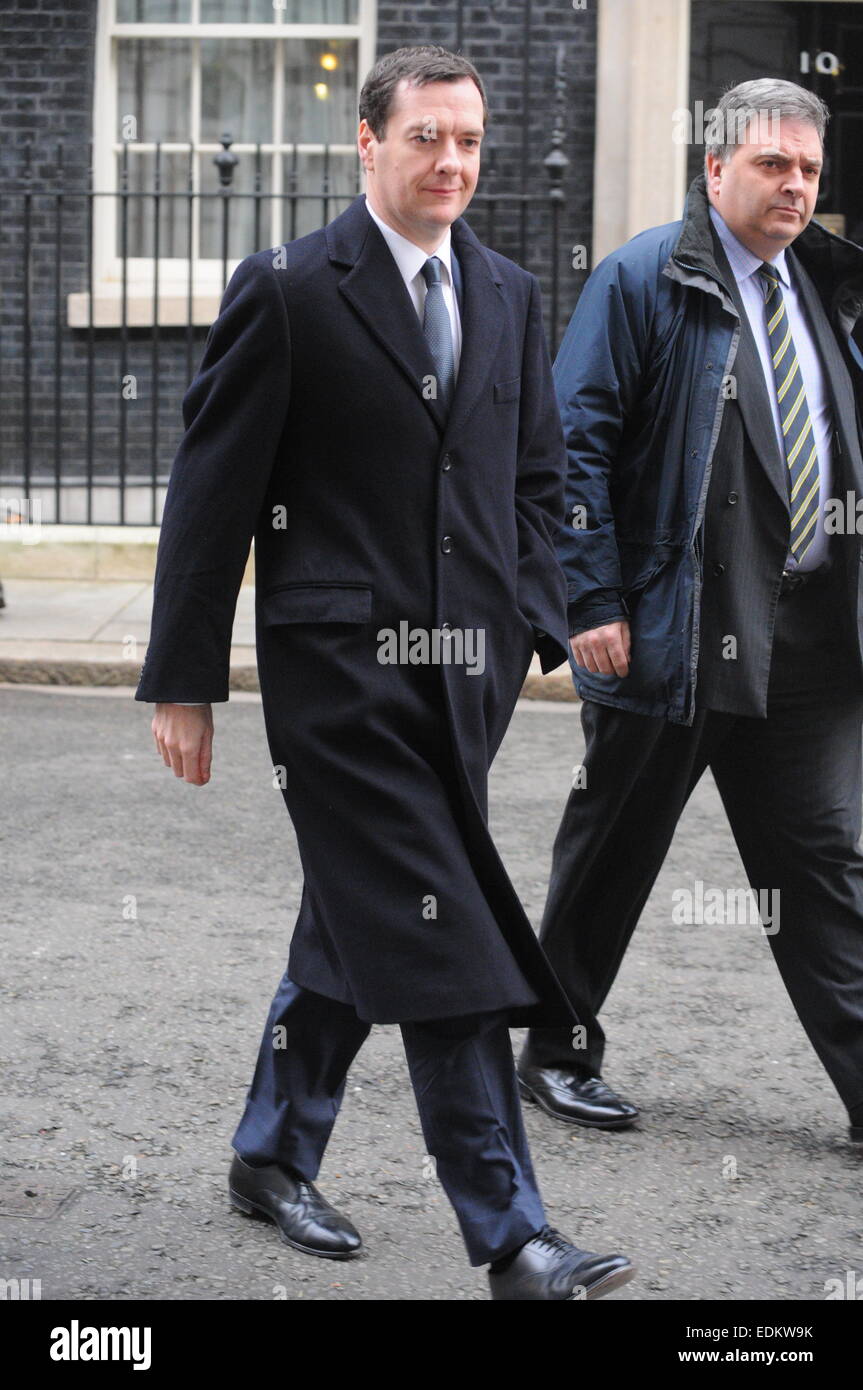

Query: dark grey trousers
<box><xmin>524</xmin><ymin>576</ymin><xmax>863</xmax><ymax>1116</ymax></box>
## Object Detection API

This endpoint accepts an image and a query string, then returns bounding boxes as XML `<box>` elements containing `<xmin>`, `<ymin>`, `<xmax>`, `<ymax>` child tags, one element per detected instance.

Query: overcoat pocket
<box><xmin>260</xmin><ymin>582</ymin><xmax>373</xmax><ymax>625</ymax></box>
<box><xmin>494</xmin><ymin>377</ymin><xmax>521</xmax><ymax>403</ymax></box>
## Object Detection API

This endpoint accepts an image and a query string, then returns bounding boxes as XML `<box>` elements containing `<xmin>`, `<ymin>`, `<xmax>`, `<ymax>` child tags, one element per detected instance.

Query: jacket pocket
<box><xmin>260</xmin><ymin>582</ymin><xmax>373</xmax><ymax>626</ymax></box>
<box><xmin>494</xmin><ymin>376</ymin><xmax>521</xmax><ymax>403</ymax></box>
<box><xmin>617</xmin><ymin>540</ymin><xmax>681</xmax><ymax>594</ymax></box>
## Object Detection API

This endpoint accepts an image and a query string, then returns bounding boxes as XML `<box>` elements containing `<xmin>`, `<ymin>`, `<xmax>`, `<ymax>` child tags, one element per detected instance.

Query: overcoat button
<box><xmin>441</xmin><ymin>536</ymin><xmax>453</xmax><ymax>553</ymax></box>
<box><xmin>727</xmin><ymin>492</ymin><xmax>738</xmax><ymax>504</ymax></box>
<box><xmin>713</xmin><ymin>562</ymin><xmax>725</xmax><ymax>576</ymax></box>
<box><xmin>441</xmin><ymin>455</ymin><xmax>452</xmax><ymax>472</ymax></box>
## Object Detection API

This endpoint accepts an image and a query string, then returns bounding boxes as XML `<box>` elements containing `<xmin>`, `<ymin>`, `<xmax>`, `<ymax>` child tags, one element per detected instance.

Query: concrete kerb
<box><xmin>0</xmin><ymin>526</ymin><xmax>576</xmax><ymax>699</ymax></box>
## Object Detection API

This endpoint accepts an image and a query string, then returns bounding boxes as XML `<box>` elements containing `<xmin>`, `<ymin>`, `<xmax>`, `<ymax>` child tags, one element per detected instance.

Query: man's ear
<box><xmin>358</xmin><ymin>119</ymin><xmax>376</xmax><ymax>173</ymax></box>
<box><xmin>705</xmin><ymin>152</ymin><xmax>723</xmax><ymax>197</ymax></box>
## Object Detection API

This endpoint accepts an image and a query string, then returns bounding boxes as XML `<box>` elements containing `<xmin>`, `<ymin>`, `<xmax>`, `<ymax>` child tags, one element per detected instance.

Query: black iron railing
<box><xmin>0</xmin><ymin>116</ymin><xmax>567</xmax><ymax>525</ymax></box>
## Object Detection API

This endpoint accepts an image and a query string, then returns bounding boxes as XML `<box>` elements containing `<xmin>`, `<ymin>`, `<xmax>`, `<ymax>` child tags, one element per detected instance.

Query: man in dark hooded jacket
<box><xmin>518</xmin><ymin>79</ymin><xmax>863</xmax><ymax>1147</ymax></box>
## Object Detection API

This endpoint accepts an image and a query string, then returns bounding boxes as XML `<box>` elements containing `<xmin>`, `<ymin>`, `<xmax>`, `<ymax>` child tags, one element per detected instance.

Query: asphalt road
<box><xmin>1</xmin><ymin>685</ymin><xmax>860</xmax><ymax>1301</ymax></box>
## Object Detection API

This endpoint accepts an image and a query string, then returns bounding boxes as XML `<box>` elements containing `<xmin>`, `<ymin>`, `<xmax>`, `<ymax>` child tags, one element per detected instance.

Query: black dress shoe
<box><xmin>228</xmin><ymin>1154</ymin><xmax>362</xmax><ymax>1259</ymax></box>
<box><xmin>518</xmin><ymin>1063</ymin><xmax>639</xmax><ymax>1129</ymax></box>
<box><xmin>489</xmin><ymin>1226</ymin><xmax>634</xmax><ymax>1301</ymax></box>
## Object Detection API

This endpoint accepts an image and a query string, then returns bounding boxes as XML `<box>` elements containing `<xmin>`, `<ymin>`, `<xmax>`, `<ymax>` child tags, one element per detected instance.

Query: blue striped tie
<box><xmin>421</xmin><ymin>257</ymin><xmax>455</xmax><ymax>411</ymax></box>
<box><xmin>758</xmin><ymin>261</ymin><xmax>821</xmax><ymax>564</ymax></box>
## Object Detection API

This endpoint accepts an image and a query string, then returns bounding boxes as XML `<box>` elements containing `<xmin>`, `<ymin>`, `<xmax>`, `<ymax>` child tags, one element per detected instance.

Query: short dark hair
<box><xmin>359</xmin><ymin>45</ymin><xmax>489</xmax><ymax>139</ymax></box>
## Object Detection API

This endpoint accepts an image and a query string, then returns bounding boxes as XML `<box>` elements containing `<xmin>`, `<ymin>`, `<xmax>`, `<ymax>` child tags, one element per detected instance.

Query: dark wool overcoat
<box><xmin>136</xmin><ymin>194</ymin><xmax>575</xmax><ymax>1026</ymax></box>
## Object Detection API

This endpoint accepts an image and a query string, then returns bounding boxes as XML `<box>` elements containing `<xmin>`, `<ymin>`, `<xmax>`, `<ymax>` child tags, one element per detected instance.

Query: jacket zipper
<box><xmin>671</xmin><ymin>256</ymin><xmax>740</xmax><ymax>724</ymax></box>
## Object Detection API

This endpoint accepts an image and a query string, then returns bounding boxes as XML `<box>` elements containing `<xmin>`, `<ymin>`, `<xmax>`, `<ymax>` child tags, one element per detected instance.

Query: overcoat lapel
<box><xmin>730</xmin><ymin>306</ymin><xmax>792</xmax><ymax>515</ymax></box>
<box><xmin>327</xmin><ymin>196</ymin><xmax>508</xmax><ymax>442</ymax></box>
<box><xmin>329</xmin><ymin>198</ymin><xmax>448</xmax><ymax>434</ymax></box>
<box><xmin>789</xmin><ymin>247</ymin><xmax>863</xmax><ymax>498</ymax></box>
<box><xmin>710</xmin><ymin>230</ymin><xmax>791</xmax><ymax>514</ymax></box>
<box><xmin>445</xmin><ymin>220</ymin><xmax>508</xmax><ymax>442</ymax></box>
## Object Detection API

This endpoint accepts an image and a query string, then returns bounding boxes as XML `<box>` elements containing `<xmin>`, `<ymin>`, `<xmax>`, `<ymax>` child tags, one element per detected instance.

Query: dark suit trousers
<box><xmin>231</xmin><ymin>972</ymin><xmax>546</xmax><ymax>1266</ymax></box>
<box><xmin>523</xmin><ymin>574</ymin><xmax>863</xmax><ymax>1115</ymax></box>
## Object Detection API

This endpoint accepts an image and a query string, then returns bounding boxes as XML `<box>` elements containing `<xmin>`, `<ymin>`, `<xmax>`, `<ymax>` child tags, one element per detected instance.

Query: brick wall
<box><xmin>378</xmin><ymin>1</ymin><xmax>597</xmax><ymax>331</ymax></box>
<box><xmin>0</xmin><ymin>0</ymin><xmax>596</xmax><ymax>514</ymax></box>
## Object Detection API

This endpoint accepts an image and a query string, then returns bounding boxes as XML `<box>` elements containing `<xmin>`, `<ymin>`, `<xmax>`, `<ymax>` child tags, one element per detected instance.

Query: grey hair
<box><xmin>705</xmin><ymin>78</ymin><xmax>830</xmax><ymax>164</ymax></box>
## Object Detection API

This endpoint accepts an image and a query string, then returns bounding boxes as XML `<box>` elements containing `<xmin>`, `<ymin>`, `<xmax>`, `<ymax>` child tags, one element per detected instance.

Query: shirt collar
<box><xmin>708</xmin><ymin>203</ymin><xmax>790</xmax><ymax>289</ymax></box>
<box><xmin>364</xmin><ymin>195</ymin><xmax>454</xmax><ymax>286</ymax></box>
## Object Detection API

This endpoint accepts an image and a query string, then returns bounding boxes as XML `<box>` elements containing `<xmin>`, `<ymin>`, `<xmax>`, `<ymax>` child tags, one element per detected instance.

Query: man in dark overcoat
<box><xmin>136</xmin><ymin>45</ymin><xmax>634</xmax><ymax>1301</ymax></box>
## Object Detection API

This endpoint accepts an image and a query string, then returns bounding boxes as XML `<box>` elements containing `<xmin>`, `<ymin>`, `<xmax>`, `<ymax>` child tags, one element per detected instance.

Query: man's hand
<box><xmin>152</xmin><ymin>704</ymin><xmax>214</xmax><ymax>785</ymax></box>
<box><xmin>570</xmin><ymin>620</ymin><xmax>631</xmax><ymax>677</ymax></box>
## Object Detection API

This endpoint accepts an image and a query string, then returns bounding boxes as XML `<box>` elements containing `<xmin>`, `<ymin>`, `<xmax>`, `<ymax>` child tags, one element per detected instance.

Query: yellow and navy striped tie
<box><xmin>758</xmin><ymin>261</ymin><xmax>820</xmax><ymax>563</ymax></box>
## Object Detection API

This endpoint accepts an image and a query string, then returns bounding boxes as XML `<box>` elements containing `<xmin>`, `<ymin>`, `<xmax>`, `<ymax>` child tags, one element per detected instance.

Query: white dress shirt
<box><xmin>364</xmin><ymin>195</ymin><xmax>462</xmax><ymax>376</ymax></box>
<box><xmin>709</xmin><ymin>205</ymin><xmax>834</xmax><ymax>571</ymax></box>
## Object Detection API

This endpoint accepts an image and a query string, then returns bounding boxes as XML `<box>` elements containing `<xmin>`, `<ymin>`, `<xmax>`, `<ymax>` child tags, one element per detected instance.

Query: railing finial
<box><xmin>214</xmin><ymin>132</ymin><xmax>239</xmax><ymax>190</ymax></box>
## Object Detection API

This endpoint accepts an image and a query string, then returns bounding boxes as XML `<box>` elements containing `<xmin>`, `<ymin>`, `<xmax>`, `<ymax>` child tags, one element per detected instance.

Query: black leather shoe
<box><xmin>518</xmin><ymin>1064</ymin><xmax>639</xmax><ymax>1129</ymax></box>
<box><xmin>228</xmin><ymin>1154</ymin><xmax>362</xmax><ymax>1259</ymax></box>
<box><xmin>489</xmin><ymin>1226</ymin><xmax>634</xmax><ymax>1301</ymax></box>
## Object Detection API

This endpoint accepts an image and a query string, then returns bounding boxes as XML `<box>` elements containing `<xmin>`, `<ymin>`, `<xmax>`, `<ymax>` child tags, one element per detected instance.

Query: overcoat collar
<box><xmin>325</xmin><ymin>195</ymin><xmax>507</xmax><ymax>441</ymax></box>
<box><xmin>790</xmin><ymin>245</ymin><xmax>863</xmax><ymax>498</ymax></box>
<box><xmin>708</xmin><ymin>225</ymin><xmax>791</xmax><ymax>512</ymax></box>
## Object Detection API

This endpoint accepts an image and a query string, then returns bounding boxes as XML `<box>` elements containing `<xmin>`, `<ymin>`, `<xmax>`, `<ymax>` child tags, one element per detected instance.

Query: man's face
<box><xmin>706</xmin><ymin>116</ymin><xmax>822</xmax><ymax>261</ymax></box>
<box><xmin>358</xmin><ymin>77</ymin><xmax>484</xmax><ymax>248</ymax></box>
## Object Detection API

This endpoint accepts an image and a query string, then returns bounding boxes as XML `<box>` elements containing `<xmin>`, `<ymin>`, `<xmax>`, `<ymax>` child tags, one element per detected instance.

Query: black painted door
<box><xmin>688</xmin><ymin>1</ymin><xmax>863</xmax><ymax>240</ymax></box>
